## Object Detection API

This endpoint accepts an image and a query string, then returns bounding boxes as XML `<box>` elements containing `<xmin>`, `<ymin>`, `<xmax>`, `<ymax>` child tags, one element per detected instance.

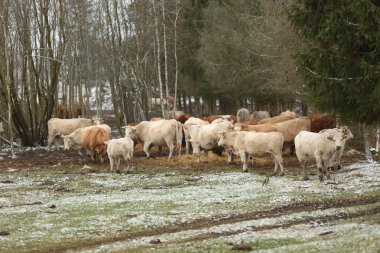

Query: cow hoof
<box><xmin>116</xmin><ymin>170</ymin><xmax>121</xmax><ymax>174</ymax></box>
<box><xmin>278</xmin><ymin>172</ymin><xmax>284</xmax><ymax>176</ymax></box>
<box><xmin>337</xmin><ymin>165</ymin><xmax>342</xmax><ymax>170</ymax></box>
<box><xmin>319</xmin><ymin>176</ymin><xmax>324</xmax><ymax>182</ymax></box>
<box><xmin>242</xmin><ymin>170</ymin><xmax>248</xmax><ymax>173</ymax></box>
<box><xmin>302</xmin><ymin>176</ymin><xmax>309</xmax><ymax>181</ymax></box>
<box><xmin>124</xmin><ymin>170</ymin><xmax>131</xmax><ymax>174</ymax></box>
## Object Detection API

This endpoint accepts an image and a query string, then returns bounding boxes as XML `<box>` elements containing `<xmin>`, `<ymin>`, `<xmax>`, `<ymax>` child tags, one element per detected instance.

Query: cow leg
<box><xmin>196</xmin><ymin>152</ymin><xmax>200</xmax><ymax>163</ymax></box>
<box><xmin>273</xmin><ymin>154</ymin><xmax>285</xmax><ymax>176</ymax></box>
<box><xmin>185</xmin><ymin>139</ymin><xmax>190</xmax><ymax>154</ymax></box>
<box><xmin>204</xmin><ymin>150</ymin><xmax>209</xmax><ymax>163</ymax></box>
<box><xmin>315</xmin><ymin>156</ymin><xmax>324</xmax><ymax>181</ymax></box>
<box><xmin>124</xmin><ymin>155</ymin><xmax>132</xmax><ymax>174</ymax></box>
<box><xmin>227</xmin><ymin>150</ymin><xmax>234</xmax><ymax>164</ymax></box>
<box><xmin>239</xmin><ymin>151</ymin><xmax>248</xmax><ymax>172</ymax></box>
<box><xmin>301</xmin><ymin>160</ymin><xmax>309</xmax><ymax>180</ymax></box>
<box><xmin>109</xmin><ymin>157</ymin><xmax>115</xmax><ymax>172</ymax></box>
<box><xmin>168</xmin><ymin>143</ymin><xmax>174</xmax><ymax>159</ymax></box>
<box><xmin>115</xmin><ymin>158</ymin><xmax>121</xmax><ymax>173</ymax></box>
<box><xmin>322</xmin><ymin>160</ymin><xmax>331</xmax><ymax>180</ymax></box>
<box><xmin>143</xmin><ymin>142</ymin><xmax>151</xmax><ymax>158</ymax></box>
<box><xmin>47</xmin><ymin>135</ymin><xmax>56</xmax><ymax>151</ymax></box>
<box><xmin>158</xmin><ymin>146</ymin><xmax>163</xmax><ymax>156</ymax></box>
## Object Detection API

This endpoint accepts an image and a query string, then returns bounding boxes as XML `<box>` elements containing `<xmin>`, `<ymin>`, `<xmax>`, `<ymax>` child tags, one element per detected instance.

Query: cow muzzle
<box><xmin>336</xmin><ymin>146</ymin><xmax>342</xmax><ymax>151</ymax></box>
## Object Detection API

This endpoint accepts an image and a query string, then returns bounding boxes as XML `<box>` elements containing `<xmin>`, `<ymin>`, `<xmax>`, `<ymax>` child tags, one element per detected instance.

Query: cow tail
<box><xmin>176</xmin><ymin>122</ymin><xmax>183</xmax><ymax>156</ymax></box>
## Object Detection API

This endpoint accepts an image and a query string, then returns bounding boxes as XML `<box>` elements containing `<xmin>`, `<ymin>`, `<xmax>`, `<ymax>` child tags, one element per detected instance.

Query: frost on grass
<box><xmin>0</xmin><ymin>162</ymin><xmax>379</xmax><ymax>253</ymax></box>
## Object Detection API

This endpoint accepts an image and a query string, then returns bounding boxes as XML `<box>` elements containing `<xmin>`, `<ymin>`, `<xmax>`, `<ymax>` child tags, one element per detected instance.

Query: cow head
<box><xmin>91</xmin><ymin>117</ymin><xmax>103</xmax><ymax>125</ymax></box>
<box><xmin>61</xmin><ymin>135</ymin><xmax>74</xmax><ymax>150</ymax></box>
<box><xmin>326</xmin><ymin>133</ymin><xmax>344</xmax><ymax>151</ymax></box>
<box><xmin>217</xmin><ymin>132</ymin><xmax>228</xmax><ymax>147</ymax></box>
<box><xmin>123</xmin><ymin>126</ymin><xmax>137</xmax><ymax>140</ymax></box>
<box><xmin>189</xmin><ymin>138</ymin><xmax>200</xmax><ymax>154</ymax></box>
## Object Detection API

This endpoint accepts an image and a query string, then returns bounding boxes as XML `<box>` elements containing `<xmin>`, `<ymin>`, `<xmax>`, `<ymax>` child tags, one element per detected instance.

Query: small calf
<box><xmin>105</xmin><ymin>137</ymin><xmax>134</xmax><ymax>173</ymax></box>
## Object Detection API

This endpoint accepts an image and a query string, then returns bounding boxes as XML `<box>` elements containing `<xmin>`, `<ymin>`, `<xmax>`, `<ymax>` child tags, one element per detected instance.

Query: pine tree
<box><xmin>288</xmin><ymin>1</ymin><xmax>380</xmax><ymax>124</ymax></box>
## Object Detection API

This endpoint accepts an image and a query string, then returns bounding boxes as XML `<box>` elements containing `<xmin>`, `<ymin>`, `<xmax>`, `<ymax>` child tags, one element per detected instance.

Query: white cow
<box><xmin>295</xmin><ymin>130</ymin><xmax>348</xmax><ymax>181</ymax></box>
<box><xmin>184</xmin><ymin>121</ymin><xmax>233</xmax><ymax>163</ymax></box>
<box><xmin>105</xmin><ymin>137</ymin><xmax>134</xmax><ymax>173</ymax></box>
<box><xmin>47</xmin><ymin>117</ymin><xmax>102</xmax><ymax>151</ymax></box>
<box><xmin>123</xmin><ymin>119</ymin><xmax>182</xmax><ymax>159</ymax></box>
<box><xmin>218</xmin><ymin>131</ymin><xmax>284</xmax><ymax>174</ymax></box>
<box><xmin>183</xmin><ymin>117</ymin><xmax>209</xmax><ymax>154</ymax></box>
<box><xmin>319</xmin><ymin>126</ymin><xmax>353</xmax><ymax>170</ymax></box>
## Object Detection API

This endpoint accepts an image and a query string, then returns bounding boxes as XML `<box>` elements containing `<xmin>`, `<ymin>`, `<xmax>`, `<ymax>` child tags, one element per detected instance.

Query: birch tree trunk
<box><xmin>152</xmin><ymin>0</ymin><xmax>165</xmax><ymax>117</ymax></box>
<box><xmin>161</xmin><ymin>0</ymin><xmax>169</xmax><ymax>109</ymax></box>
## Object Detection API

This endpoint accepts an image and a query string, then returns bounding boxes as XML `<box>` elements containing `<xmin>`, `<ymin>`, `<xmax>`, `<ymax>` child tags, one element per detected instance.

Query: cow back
<box><xmin>308</xmin><ymin>113</ymin><xmax>336</xmax><ymax>133</ymax></box>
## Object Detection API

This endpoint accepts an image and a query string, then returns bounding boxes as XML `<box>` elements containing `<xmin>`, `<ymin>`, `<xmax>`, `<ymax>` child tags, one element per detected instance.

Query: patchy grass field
<box><xmin>0</xmin><ymin>147</ymin><xmax>379</xmax><ymax>253</ymax></box>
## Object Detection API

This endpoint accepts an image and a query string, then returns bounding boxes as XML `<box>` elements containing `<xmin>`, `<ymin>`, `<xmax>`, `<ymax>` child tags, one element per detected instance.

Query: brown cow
<box><xmin>307</xmin><ymin>113</ymin><xmax>336</xmax><ymax>133</ymax></box>
<box><xmin>202</xmin><ymin>115</ymin><xmax>222</xmax><ymax>123</ymax></box>
<box><xmin>83</xmin><ymin>127</ymin><xmax>110</xmax><ymax>162</ymax></box>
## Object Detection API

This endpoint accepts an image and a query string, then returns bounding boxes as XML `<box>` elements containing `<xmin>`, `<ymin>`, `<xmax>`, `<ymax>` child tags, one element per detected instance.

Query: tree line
<box><xmin>0</xmin><ymin>0</ymin><xmax>379</xmax><ymax>148</ymax></box>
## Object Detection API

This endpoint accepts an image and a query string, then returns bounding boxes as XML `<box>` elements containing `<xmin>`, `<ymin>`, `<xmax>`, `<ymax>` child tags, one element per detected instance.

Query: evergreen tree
<box><xmin>288</xmin><ymin>1</ymin><xmax>380</xmax><ymax>124</ymax></box>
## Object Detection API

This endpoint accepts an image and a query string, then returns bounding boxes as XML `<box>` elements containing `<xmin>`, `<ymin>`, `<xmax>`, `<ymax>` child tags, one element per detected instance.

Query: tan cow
<box><xmin>183</xmin><ymin>117</ymin><xmax>209</xmax><ymax>154</ymax></box>
<box><xmin>47</xmin><ymin>117</ymin><xmax>102</xmax><ymax>151</ymax></box>
<box><xmin>218</xmin><ymin>131</ymin><xmax>284</xmax><ymax>174</ymax></box>
<box><xmin>274</xmin><ymin>117</ymin><xmax>311</xmax><ymax>142</ymax></box>
<box><xmin>105</xmin><ymin>137</ymin><xmax>134</xmax><ymax>173</ymax></box>
<box><xmin>184</xmin><ymin>121</ymin><xmax>232</xmax><ymax>163</ymax></box>
<box><xmin>233</xmin><ymin>123</ymin><xmax>277</xmax><ymax>132</ymax></box>
<box><xmin>295</xmin><ymin>130</ymin><xmax>348</xmax><ymax>181</ymax></box>
<box><xmin>62</xmin><ymin>124</ymin><xmax>110</xmax><ymax>163</ymax></box>
<box><xmin>123</xmin><ymin>119</ymin><xmax>182</xmax><ymax>159</ymax></box>
<box><xmin>258</xmin><ymin>114</ymin><xmax>296</xmax><ymax>125</ymax></box>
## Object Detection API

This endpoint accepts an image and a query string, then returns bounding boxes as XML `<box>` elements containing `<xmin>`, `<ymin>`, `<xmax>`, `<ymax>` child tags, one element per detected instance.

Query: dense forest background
<box><xmin>0</xmin><ymin>0</ymin><xmax>379</xmax><ymax>149</ymax></box>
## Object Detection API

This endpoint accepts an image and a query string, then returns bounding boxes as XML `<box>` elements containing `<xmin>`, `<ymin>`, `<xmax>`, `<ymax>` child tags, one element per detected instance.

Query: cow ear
<box><xmin>327</xmin><ymin>134</ymin><xmax>334</xmax><ymax>141</ymax></box>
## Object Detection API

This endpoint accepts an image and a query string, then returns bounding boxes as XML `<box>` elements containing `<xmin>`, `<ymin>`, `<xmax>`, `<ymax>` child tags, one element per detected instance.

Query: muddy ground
<box><xmin>0</xmin><ymin>146</ymin><xmax>379</xmax><ymax>253</ymax></box>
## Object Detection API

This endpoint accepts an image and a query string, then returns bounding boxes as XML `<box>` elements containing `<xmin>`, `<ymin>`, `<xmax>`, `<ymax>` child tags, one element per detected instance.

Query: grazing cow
<box><xmin>62</xmin><ymin>125</ymin><xmax>111</xmax><ymax>163</ymax></box>
<box><xmin>250</xmin><ymin>111</ymin><xmax>271</xmax><ymax>122</ymax></box>
<box><xmin>123</xmin><ymin>119</ymin><xmax>182</xmax><ymax>159</ymax></box>
<box><xmin>236</xmin><ymin>108</ymin><xmax>250</xmax><ymax>122</ymax></box>
<box><xmin>218</xmin><ymin>131</ymin><xmax>284</xmax><ymax>174</ymax></box>
<box><xmin>105</xmin><ymin>137</ymin><xmax>134</xmax><ymax>173</ymax></box>
<box><xmin>319</xmin><ymin>126</ymin><xmax>353</xmax><ymax>170</ymax></box>
<box><xmin>258</xmin><ymin>113</ymin><xmax>296</xmax><ymax>125</ymax></box>
<box><xmin>47</xmin><ymin>117</ymin><xmax>102</xmax><ymax>151</ymax></box>
<box><xmin>295</xmin><ymin>130</ymin><xmax>348</xmax><ymax>181</ymax></box>
<box><xmin>233</xmin><ymin>123</ymin><xmax>277</xmax><ymax>132</ymax></box>
<box><xmin>183</xmin><ymin>117</ymin><xmax>209</xmax><ymax>154</ymax></box>
<box><xmin>308</xmin><ymin>113</ymin><xmax>336</xmax><ymax>133</ymax></box>
<box><xmin>184</xmin><ymin>121</ymin><xmax>232</xmax><ymax>162</ymax></box>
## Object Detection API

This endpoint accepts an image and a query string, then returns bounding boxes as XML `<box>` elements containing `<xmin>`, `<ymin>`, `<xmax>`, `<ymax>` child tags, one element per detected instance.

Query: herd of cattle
<box><xmin>47</xmin><ymin>108</ymin><xmax>353</xmax><ymax>181</ymax></box>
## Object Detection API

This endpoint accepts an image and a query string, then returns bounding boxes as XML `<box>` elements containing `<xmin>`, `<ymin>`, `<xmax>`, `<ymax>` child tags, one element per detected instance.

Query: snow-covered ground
<box><xmin>0</xmin><ymin>161</ymin><xmax>379</xmax><ymax>252</ymax></box>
